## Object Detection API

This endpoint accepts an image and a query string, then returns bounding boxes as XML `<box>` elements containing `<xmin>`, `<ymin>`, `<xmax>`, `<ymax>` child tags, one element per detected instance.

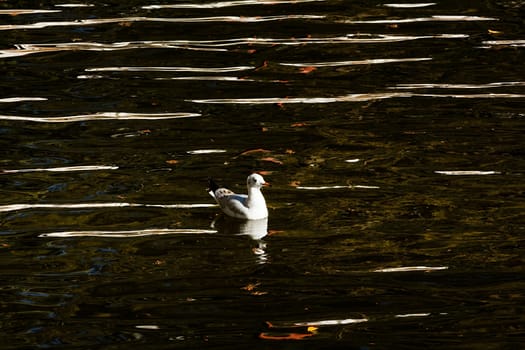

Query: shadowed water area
<box><xmin>0</xmin><ymin>0</ymin><xmax>524</xmax><ymax>348</ymax></box>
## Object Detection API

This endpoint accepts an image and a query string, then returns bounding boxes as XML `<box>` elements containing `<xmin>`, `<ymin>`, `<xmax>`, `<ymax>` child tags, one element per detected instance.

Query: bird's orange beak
<box><xmin>263</xmin><ymin>181</ymin><xmax>270</xmax><ymax>187</ymax></box>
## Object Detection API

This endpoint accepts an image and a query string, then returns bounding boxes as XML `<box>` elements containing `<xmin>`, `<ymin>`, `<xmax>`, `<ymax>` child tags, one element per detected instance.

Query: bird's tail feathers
<box><xmin>207</xmin><ymin>178</ymin><xmax>220</xmax><ymax>199</ymax></box>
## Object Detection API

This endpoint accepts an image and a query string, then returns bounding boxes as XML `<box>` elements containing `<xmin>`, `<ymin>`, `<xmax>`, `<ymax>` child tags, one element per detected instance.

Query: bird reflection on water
<box><xmin>211</xmin><ymin>216</ymin><xmax>269</xmax><ymax>264</ymax></box>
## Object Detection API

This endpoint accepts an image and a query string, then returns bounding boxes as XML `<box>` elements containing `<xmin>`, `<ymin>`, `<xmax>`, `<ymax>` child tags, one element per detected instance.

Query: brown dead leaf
<box><xmin>239</xmin><ymin>148</ymin><xmax>271</xmax><ymax>156</ymax></box>
<box><xmin>285</xmin><ymin>149</ymin><xmax>295</xmax><ymax>154</ymax></box>
<box><xmin>259</xmin><ymin>332</ymin><xmax>314</xmax><ymax>340</ymax></box>
<box><xmin>165</xmin><ymin>159</ymin><xmax>179</xmax><ymax>165</ymax></box>
<box><xmin>291</xmin><ymin>122</ymin><xmax>307</xmax><ymax>127</ymax></box>
<box><xmin>289</xmin><ymin>180</ymin><xmax>301</xmax><ymax>187</ymax></box>
<box><xmin>299</xmin><ymin>66</ymin><xmax>316</xmax><ymax>74</ymax></box>
<box><xmin>260</xmin><ymin>157</ymin><xmax>283</xmax><ymax>165</ymax></box>
<box><xmin>241</xmin><ymin>282</ymin><xmax>260</xmax><ymax>292</ymax></box>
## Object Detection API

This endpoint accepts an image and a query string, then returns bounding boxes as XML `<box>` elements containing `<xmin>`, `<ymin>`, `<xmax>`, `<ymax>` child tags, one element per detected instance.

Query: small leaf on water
<box><xmin>165</xmin><ymin>159</ymin><xmax>179</xmax><ymax>165</ymax></box>
<box><xmin>488</xmin><ymin>29</ymin><xmax>503</xmax><ymax>34</ymax></box>
<box><xmin>239</xmin><ymin>148</ymin><xmax>271</xmax><ymax>156</ymax></box>
<box><xmin>259</xmin><ymin>332</ymin><xmax>314</xmax><ymax>340</ymax></box>
<box><xmin>291</xmin><ymin>122</ymin><xmax>307</xmax><ymax>127</ymax></box>
<box><xmin>241</xmin><ymin>282</ymin><xmax>260</xmax><ymax>292</ymax></box>
<box><xmin>260</xmin><ymin>157</ymin><xmax>283</xmax><ymax>165</ymax></box>
<box><xmin>299</xmin><ymin>66</ymin><xmax>316</xmax><ymax>74</ymax></box>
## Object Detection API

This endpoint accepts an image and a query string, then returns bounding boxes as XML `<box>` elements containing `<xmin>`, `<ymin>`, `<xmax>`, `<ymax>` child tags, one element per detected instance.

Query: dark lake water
<box><xmin>1</xmin><ymin>0</ymin><xmax>524</xmax><ymax>348</ymax></box>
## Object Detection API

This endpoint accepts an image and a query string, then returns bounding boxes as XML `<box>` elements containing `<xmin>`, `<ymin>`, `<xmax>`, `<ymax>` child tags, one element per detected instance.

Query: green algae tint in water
<box><xmin>0</xmin><ymin>0</ymin><xmax>524</xmax><ymax>348</ymax></box>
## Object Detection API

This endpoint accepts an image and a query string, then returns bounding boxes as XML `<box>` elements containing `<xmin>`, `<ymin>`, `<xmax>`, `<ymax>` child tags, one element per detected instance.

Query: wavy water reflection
<box><xmin>189</xmin><ymin>92</ymin><xmax>525</xmax><ymax>104</ymax></box>
<box><xmin>142</xmin><ymin>0</ymin><xmax>325</xmax><ymax>9</ymax></box>
<box><xmin>382</xmin><ymin>3</ymin><xmax>436</xmax><ymax>8</ymax></box>
<box><xmin>85</xmin><ymin>66</ymin><xmax>255</xmax><ymax>73</ymax></box>
<box><xmin>0</xmin><ymin>9</ymin><xmax>61</xmax><ymax>15</ymax></box>
<box><xmin>0</xmin><ymin>34</ymin><xmax>469</xmax><ymax>58</ymax></box>
<box><xmin>392</xmin><ymin>82</ymin><xmax>525</xmax><ymax>89</ymax></box>
<box><xmin>39</xmin><ymin>228</ymin><xmax>217</xmax><ymax>238</ymax></box>
<box><xmin>0</xmin><ymin>202</ymin><xmax>216</xmax><ymax>213</ymax></box>
<box><xmin>0</xmin><ymin>15</ymin><xmax>324</xmax><ymax>31</ymax></box>
<box><xmin>0</xmin><ymin>97</ymin><xmax>47</xmax><ymax>103</ymax></box>
<box><xmin>344</xmin><ymin>15</ymin><xmax>497</xmax><ymax>24</ymax></box>
<box><xmin>280</xmin><ymin>57</ymin><xmax>432</xmax><ymax>67</ymax></box>
<box><xmin>1</xmin><ymin>165</ymin><xmax>118</xmax><ymax>175</ymax></box>
<box><xmin>0</xmin><ymin>112</ymin><xmax>200</xmax><ymax>123</ymax></box>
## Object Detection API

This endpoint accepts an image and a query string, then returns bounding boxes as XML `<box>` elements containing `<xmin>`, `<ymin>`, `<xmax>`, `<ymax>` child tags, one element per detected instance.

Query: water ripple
<box><xmin>1</xmin><ymin>165</ymin><xmax>118</xmax><ymax>175</ymax></box>
<box><xmin>189</xmin><ymin>92</ymin><xmax>525</xmax><ymax>104</ymax></box>
<box><xmin>391</xmin><ymin>82</ymin><xmax>525</xmax><ymax>89</ymax></box>
<box><xmin>374</xmin><ymin>266</ymin><xmax>449</xmax><ymax>272</ymax></box>
<box><xmin>382</xmin><ymin>3</ymin><xmax>436</xmax><ymax>8</ymax></box>
<box><xmin>435</xmin><ymin>170</ymin><xmax>500</xmax><ymax>176</ymax></box>
<box><xmin>481</xmin><ymin>39</ymin><xmax>525</xmax><ymax>48</ymax></box>
<box><xmin>344</xmin><ymin>15</ymin><xmax>497</xmax><ymax>24</ymax></box>
<box><xmin>0</xmin><ymin>34</ymin><xmax>468</xmax><ymax>58</ymax></box>
<box><xmin>0</xmin><ymin>112</ymin><xmax>201</xmax><ymax>123</ymax></box>
<box><xmin>280</xmin><ymin>57</ymin><xmax>432</xmax><ymax>67</ymax></box>
<box><xmin>0</xmin><ymin>9</ymin><xmax>61</xmax><ymax>15</ymax></box>
<box><xmin>39</xmin><ymin>228</ymin><xmax>218</xmax><ymax>238</ymax></box>
<box><xmin>0</xmin><ymin>202</ymin><xmax>216</xmax><ymax>213</ymax></box>
<box><xmin>85</xmin><ymin>66</ymin><xmax>255</xmax><ymax>73</ymax></box>
<box><xmin>0</xmin><ymin>97</ymin><xmax>48</xmax><ymax>103</ymax></box>
<box><xmin>142</xmin><ymin>0</ymin><xmax>325</xmax><ymax>9</ymax></box>
<box><xmin>0</xmin><ymin>15</ymin><xmax>324</xmax><ymax>31</ymax></box>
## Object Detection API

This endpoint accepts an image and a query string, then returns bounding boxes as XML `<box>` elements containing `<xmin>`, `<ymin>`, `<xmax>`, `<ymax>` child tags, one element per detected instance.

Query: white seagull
<box><xmin>208</xmin><ymin>173</ymin><xmax>269</xmax><ymax>220</ymax></box>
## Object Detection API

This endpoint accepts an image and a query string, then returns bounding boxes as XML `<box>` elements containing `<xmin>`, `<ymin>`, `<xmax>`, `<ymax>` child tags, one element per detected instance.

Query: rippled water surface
<box><xmin>1</xmin><ymin>0</ymin><xmax>524</xmax><ymax>348</ymax></box>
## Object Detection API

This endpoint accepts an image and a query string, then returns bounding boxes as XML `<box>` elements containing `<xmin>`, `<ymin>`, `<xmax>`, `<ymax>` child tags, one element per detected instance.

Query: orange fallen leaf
<box><xmin>285</xmin><ymin>149</ymin><xmax>295</xmax><ymax>154</ymax></box>
<box><xmin>307</xmin><ymin>326</ymin><xmax>318</xmax><ymax>333</ymax></box>
<box><xmin>165</xmin><ymin>159</ymin><xmax>179</xmax><ymax>165</ymax></box>
<box><xmin>289</xmin><ymin>180</ymin><xmax>301</xmax><ymax>187</ymax></box>
<box><xmin>241</xmin><ymin>282</ymin><xmax>260</xmax><ymax>292</ymax></box>
<box><xmin>257</xmin><ymin>170</ymin><xmax>273</xmax><ymax>176</ymax></box>
<box><xmin>260</xmin><ymin>157</ymin><xmax>283</xmax><ymax>165</ymax></box>
<box><xmin>259</xmin><ymin>332</ymin><xmax>314</xmax><ymax>340</ymax></box>
<box><xmin>268</xmin><ymin>229</ymin><xmax>284</xmax><ymax>236</ymax></box>
<box><xmin>239</xmin><ymin>148</ymin><xmax>271</xmax><ymax>156</ymax></box>
<box><xmin>299</xmin><ymin>66</ymin><xmax>316</xmax><ymax>74</ymax></box>
<box><xmin>291</xmin><ymin>122</ymin><xmax>307</xmax><ymax>127</ymax></box>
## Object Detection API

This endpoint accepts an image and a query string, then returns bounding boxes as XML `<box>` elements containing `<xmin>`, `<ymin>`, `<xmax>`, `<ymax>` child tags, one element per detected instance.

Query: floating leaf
<box><xmin>299</xmin><ymin>66</ymin><xmax>316</xmax><ymax>74</ymax></box>
<box><xmin>259</xmin><ymin>332</ymin><xmax>314</xmax><ymax>340</ymax></box>
<box><xmin>239</xmin><ymin>148</ymin><xmax>271</xmax><ymax>156</ymax></box>
<box><xmin>488</xmin><ymin>29</ymin><xmax>503</xmax><ymax>35</ymax></box>
<box><xmin>291</xmin><ymin>122</ymin><xmax>308</xmax><ymax>127</ymax></box>
<box><xmin>260</xmin><ymin>157</ymin><xmax>283</xmax><ymax>165</ymax></box>
<box><xmin>241</xmin><ymin>282</ymin><xmax>260</xmax><ymax>292</ymax></box>
<box><xmin>165</xmin><ymin>159</ymin><xmax>179</xmax><ymax>165</ymax></box>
